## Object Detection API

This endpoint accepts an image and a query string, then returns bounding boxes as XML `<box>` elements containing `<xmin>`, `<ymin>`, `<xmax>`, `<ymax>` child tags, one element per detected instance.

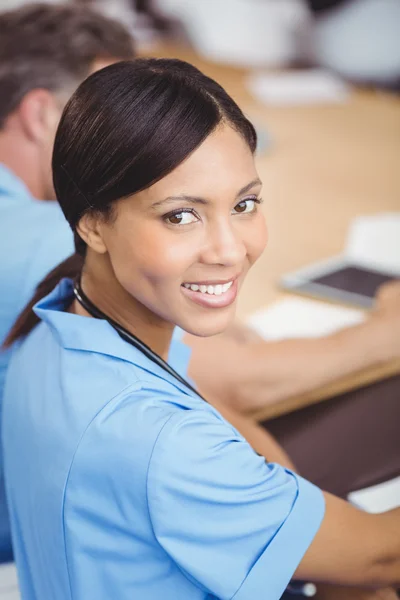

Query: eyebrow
<box><xmin>150</xmin><ymin>177</ymin><xmax>262</xmax><ymax>209</ymax></box>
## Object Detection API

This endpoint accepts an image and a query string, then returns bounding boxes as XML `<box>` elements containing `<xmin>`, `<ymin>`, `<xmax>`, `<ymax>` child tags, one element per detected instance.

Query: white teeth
<box><xmin>183</xmin><ymin>281</ymin><xmax>234</xmax><ymax>295</ymax></box>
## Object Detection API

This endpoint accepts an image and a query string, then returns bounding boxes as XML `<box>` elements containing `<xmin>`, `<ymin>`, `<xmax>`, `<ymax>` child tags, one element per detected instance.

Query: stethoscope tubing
<box><xmin>73</xmin><ymin>280</ymin><xmax>205</xmax><ymax>401</ymax></box>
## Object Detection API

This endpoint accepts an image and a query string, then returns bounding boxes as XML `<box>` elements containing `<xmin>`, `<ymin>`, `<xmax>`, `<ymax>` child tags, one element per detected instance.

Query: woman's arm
<box><xmin>296</xmin><ymin>492</ymin><xmax>400</xmax><ymax>587</ymax></box>
<box><xmin>210</xmin><ymin>400</ymin><xmax>400</xmax><ymax>591</ymax></box>
<box><xmin>208</xmin><ymin>397</ymin><xmax>400</xmax><ymax>591</ymax></box>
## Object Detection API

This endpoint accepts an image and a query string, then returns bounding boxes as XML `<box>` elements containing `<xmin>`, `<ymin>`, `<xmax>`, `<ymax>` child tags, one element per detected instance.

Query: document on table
<box><xmin>246</xmin><ymin>296</ymin><xmax>365</xmax><ymax>341</ymax></box>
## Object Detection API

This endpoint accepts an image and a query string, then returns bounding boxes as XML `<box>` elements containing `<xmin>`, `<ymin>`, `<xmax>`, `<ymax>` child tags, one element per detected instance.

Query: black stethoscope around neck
<box><xmin>73</xmin><ymin>279</ymin><xmax>206</xmax><ymax>401</ymax></box>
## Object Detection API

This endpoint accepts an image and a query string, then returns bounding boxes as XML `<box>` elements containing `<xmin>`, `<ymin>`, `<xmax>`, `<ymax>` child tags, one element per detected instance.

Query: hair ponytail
<box><xmin>3</xmin><ymin>253</ymin><xmax>83</xmax><ymax>348</ymax></box>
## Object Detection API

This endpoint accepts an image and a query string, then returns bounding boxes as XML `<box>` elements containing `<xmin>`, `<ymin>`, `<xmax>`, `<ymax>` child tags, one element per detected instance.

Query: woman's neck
<box><xmin>72</xmin><ymin>252</ymin><xmax>174</xmax><ymax>361</ymax></box>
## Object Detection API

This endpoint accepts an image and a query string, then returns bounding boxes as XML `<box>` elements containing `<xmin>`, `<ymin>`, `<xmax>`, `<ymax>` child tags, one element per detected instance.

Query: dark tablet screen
<box><xmin>312</xmin><ymin>265</ymin><xmax>397</xmax><ymax>298</ymax></box>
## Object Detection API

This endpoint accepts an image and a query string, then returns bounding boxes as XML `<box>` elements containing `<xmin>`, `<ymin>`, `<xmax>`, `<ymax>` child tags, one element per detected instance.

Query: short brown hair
<box><xmin>0</xmin><ymin>2</ymin><xmax>135</xmax><ymax>128</ymax></box>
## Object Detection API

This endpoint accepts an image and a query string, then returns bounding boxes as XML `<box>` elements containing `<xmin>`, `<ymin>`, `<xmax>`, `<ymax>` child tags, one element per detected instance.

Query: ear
<box><xmin>18</xmin><ymin>89</ymin><xmax>60</xmax><ymax>143</ymax></box>
<box><xmin>76</xmin><ymin>212</ymin><xmax>108</xmax><ymax>255</ymax></box>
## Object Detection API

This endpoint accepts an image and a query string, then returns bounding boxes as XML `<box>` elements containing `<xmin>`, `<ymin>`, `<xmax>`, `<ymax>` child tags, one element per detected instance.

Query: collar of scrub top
<box><xmin>73</xmin><ymin>278</ymin><xmax>203</xmax><ymax>398</ymax></box>
<box><xmin>0</xmin><ymin>163</ymin><xmax>35</xmax><ymax>204</ymax></box>
<box><xmin>33</xmin><ymin>278</ymin><xmax>197</xmax><ymax>398</ymax></box>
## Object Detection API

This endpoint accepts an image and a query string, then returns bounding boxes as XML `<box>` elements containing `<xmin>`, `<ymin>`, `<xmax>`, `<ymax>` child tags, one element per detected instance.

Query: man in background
<box><xmin>0</xmin><ymin>2</ymin><xmax>136</xmax><ymax>562</ymax></box>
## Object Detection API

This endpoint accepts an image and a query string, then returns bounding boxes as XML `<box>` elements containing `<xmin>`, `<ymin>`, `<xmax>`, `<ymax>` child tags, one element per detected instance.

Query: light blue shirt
<box><xmin>3</xmin><ymin>279</ymin><xmax>325</xmax><ymax>600</ymax></box>
<box><xmin>0</xmin><ymin>164</ymin><xmax>74</xmax><ymax>561</ymax></box>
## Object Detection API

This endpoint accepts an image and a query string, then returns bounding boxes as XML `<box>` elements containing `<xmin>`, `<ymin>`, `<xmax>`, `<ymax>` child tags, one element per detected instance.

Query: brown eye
<box><xmin>235</xmin><ymin>201</ymin><xmax>247</xmax><ymax>213</ymax></box>
<box><xmin>164</xmin><ymin>210</ymin><xmax>198</xmax><ymax>225</ymax></box>
<box><xmin>232</xmin><ymin>198</ymin><xmax>258</xmax><ymax>215</ymax></box>
<box><xmin>168</xmin><ymin>214</ymin><xmax>183</xmax><ymax>225</ymax></box>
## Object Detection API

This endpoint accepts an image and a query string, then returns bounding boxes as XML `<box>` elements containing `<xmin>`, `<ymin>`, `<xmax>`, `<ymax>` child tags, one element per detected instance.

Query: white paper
<box><xmin>247</xmin><ymin>296</ymin><xmax>365</xmax><ymax>340</ymax></box>
<box><xmin>247</xmin><ymin>68</ymin><xmax>350</xmax><ymax>105</ymax></box>
<box><xmin>345</xmin><ymin>212</ymin><xmax>400</xmax><ymax>275</ymax></box>
<box><xmin>348</xmin><ymin>476</ymin><xmax>400</xmax><ymax>513</ymax></box>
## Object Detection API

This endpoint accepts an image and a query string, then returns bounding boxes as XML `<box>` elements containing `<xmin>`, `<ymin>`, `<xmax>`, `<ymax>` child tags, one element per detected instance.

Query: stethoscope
<box><xmin>73</xmin><ymin>279</ymin><xmax>206</xmax><ymax>401</ymax></box>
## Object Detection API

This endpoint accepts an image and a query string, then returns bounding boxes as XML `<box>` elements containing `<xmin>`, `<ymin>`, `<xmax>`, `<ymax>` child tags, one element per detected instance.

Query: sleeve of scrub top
<box><xmin>147</xmin><ymin>410</ymin><xmax>325</xmax><ymax>600</ymax></box>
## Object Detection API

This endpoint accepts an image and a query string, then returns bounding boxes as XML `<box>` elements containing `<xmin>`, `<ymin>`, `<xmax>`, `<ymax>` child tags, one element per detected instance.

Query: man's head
<box><xmin>0</xmin><ymin>2</ymin><xmax>135</xmax><ymax>199</ymax></box>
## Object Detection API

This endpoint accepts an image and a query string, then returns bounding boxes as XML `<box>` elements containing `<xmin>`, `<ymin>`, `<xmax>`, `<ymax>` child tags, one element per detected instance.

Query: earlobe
<box><xmin>76</xmin><ymin>214</ymin><xmax>108</xmax><ymax>255</ymax></box>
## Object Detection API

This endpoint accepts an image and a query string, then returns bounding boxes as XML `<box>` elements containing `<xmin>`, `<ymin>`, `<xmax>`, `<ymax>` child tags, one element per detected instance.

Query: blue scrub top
<box><xmin>0</xmin><ymin>164</ymin><xmax>74</xmax><ymax>561</ymax></box>
<box><xmin>3</xmin><ymin>279</ymin><xmax>325</xmax><ymax>599</ymax></box>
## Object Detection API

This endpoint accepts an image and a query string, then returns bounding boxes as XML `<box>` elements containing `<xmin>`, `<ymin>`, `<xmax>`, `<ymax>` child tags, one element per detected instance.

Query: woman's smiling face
<box><xmin>85</xmin><ymin>124</ymin><xmax>267</xmax><ymax>338</ymax></box>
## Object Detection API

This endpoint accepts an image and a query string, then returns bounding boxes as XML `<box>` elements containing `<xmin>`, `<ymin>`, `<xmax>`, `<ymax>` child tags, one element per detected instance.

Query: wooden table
<box><xmin>144</xmin><ymin>43</ymin><xmax>400</xmax><ymax>419</ymax></box>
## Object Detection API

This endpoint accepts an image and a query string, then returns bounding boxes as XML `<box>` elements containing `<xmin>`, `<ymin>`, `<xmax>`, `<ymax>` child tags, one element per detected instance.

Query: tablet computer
<box><xmin>281</xmin><ymin>256</ymin><xmax>399</xmax><ymax>309</ymax></box>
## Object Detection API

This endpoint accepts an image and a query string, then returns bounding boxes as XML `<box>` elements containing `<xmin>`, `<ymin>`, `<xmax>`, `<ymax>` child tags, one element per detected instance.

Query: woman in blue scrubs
<box><xmin>2</xmin><ymin>59</ymin><xmax>400</xmax><ymax>600</ymax></box>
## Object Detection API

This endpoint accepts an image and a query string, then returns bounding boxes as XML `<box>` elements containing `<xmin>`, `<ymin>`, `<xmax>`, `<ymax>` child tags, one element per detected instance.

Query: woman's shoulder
<box><xmin>7</xmin><ymin>317</ymin><xmax>216</xmax><ymax>447</ymax></box>
<box><xmin>64</xmin><ymin>385</ymin><xmax>225</xmax><ymax>505</ymax></box>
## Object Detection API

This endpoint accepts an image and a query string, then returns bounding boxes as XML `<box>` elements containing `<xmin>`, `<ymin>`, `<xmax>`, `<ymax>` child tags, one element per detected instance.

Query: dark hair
<box><xmin>4</xmin><ymin>58</ymin><xmax>257</xmax><ymax>347</ymax></box>
<box><xmin>0</xmin><ymin>2</ymin><xmax>135</xmax><ymax>128</ymax></box>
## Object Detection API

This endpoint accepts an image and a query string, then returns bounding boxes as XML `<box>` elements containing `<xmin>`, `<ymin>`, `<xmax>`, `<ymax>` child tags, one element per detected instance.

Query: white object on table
<box><xmin>247</xmin><ymin>69</ymin><xmax>350</xmax><ymax>106</ymax></box>
<box><xmin>345</xmin><ymin>212</ymin><xmax>400</xmax><ymax>275</ymax></box>
<box><xmin>348</xmin><ymin>476</ymin><xmax>400</xmax><ymax>513</ymax></box>
<box><xmin>247</xmin><ymin>296</ymin><xmax>365</xmax><ymax>341</ymax></box>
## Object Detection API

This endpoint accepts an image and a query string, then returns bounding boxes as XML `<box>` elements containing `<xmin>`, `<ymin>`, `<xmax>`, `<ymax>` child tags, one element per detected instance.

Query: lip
<box><xmin>180</xmin><ymin>278</ymin><xmax>239</xmax><ymax>309</ymax></box>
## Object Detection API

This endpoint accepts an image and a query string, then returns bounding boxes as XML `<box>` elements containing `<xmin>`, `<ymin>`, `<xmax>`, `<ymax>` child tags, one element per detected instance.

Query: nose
<box><xmin>200</xmin><ymin>219</ymin><xmax>246</xmax><ymax>267</ymax></box>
